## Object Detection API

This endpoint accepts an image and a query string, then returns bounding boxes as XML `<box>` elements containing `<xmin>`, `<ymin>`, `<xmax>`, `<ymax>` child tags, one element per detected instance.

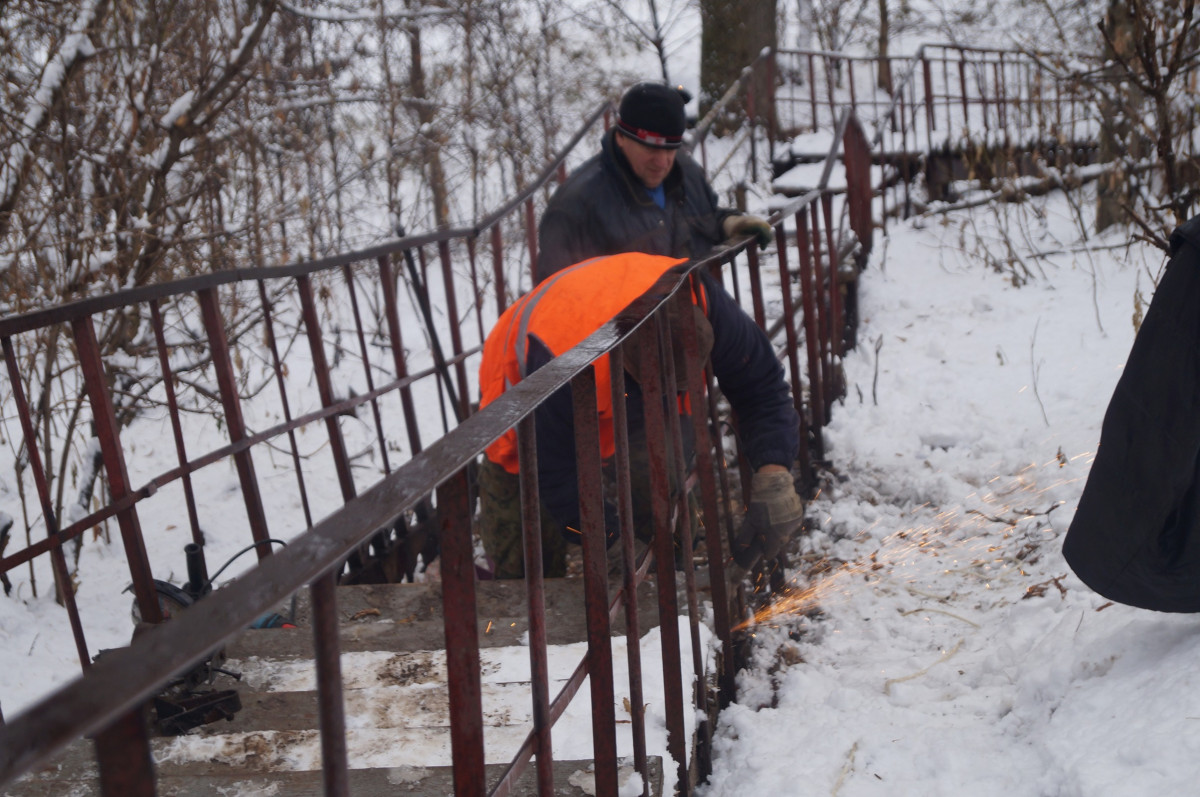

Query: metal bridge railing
<box><xmin>767</xmin><ymin>43</ymin><xmax>1102</xmax><ymax>224</ymax></box>
<box><xmin>0</xmin><ymin>89</ymin><xmax>875</xmax><ymax>797</ymax></box>
<box><xmin>772</xmin><ymin>43</ymin><xmax>1099</xmax><ymax>151</ymax></box>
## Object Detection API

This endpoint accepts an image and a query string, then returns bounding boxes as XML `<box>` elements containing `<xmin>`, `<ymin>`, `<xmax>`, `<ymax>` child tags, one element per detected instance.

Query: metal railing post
<box><xmin>440</xmin><ymin>468</ymin><xmax>485</xmax><ymax>795</ymax></box>
<box><xmin>571</xmin><ymin>366</ymin><xmax>620</xmax><ymax>795</ymax></box>
<box><xmin>93</xmin><ymin>705</ymin><xmax>155</xmax><ymax>797</ymax></box>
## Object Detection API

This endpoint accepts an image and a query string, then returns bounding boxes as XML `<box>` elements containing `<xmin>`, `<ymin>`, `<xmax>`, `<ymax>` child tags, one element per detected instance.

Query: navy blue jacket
<box><xmin>527</xmin><ymin>268</ymin><xmax>799</xmax><ymax>539</ymax></box>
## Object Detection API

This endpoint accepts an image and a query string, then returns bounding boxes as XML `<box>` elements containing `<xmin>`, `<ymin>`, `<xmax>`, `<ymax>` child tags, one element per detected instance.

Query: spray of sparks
<box><xmin>734</xmin><ymin>452</ymin><xmax>1090</xmax><ymax>632</ymax></box>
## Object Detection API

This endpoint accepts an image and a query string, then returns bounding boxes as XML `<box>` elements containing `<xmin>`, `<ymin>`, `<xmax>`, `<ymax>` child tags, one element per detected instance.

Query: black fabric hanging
<box><xmin>1063</xmin><ymin>216</ymin><xmax>1200</xmax><ymax>612</ymax></box>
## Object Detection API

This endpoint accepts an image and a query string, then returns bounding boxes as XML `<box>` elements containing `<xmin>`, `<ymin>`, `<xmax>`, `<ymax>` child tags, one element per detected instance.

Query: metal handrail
<box><xmin>0</xmin><ymin>67</ymin><xmax>877</xmax><ymax>796</ymax></box>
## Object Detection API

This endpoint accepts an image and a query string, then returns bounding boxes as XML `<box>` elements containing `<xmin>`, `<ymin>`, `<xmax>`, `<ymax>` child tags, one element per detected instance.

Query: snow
<box><xmin>700</xmin><ymin>191</ymin><xmax>1183</xmax><ymax>797</ymax></box>
<box><xmin>148</xmin><ymin>617</ymin><xmax>711</xmax><ymax>777</ymax></box>
<box><xmin>0</xmin><ymin>0</ymin><xmax>102</xmax><ymax>208</ymax></box>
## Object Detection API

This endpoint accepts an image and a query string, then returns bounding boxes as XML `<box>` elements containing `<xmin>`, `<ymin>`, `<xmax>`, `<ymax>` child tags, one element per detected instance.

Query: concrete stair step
<box><xmin>8</xmin><ymin>754</ymin><xmax>663</xmax><ymax>795</ymax></box>
<box><xmin>3</xmin><ymin>578</ymin><xmax>680</xmax><ymax>796</ymax></box>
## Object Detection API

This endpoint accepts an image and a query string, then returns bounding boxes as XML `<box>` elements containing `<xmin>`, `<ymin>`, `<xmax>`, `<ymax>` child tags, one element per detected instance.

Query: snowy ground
<box><xmin>2</xmin><ymin>179</ymin><xmax>1188</xmax><ymax>797</ymax></box>
<box><xmin>700</xmin><ymin>189</ymin><xmax>1198</xmax><ymax>797</ymax></box>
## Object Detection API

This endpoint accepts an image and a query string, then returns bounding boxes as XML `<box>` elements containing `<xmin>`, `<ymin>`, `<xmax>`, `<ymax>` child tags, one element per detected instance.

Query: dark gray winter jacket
<box><xmin>536</xmin><ymin>129</ymin><xmax>737</xmax><ymax>282</ymax></box>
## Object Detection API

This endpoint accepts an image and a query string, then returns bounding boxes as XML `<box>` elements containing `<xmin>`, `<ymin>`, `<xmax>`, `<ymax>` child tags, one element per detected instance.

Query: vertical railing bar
<box><xmin>93</xmin><ymin>706</ymin><xmax>155</xmax><ymax>797</ymax></box>
<box><xmin>765</xmin><ymin>48</ymin><xmax>777</xmax><ymax>163</ymax></box>
<box><xmin>773</xmin><ymin>228</ymin><xmax>814</xmax><ymax>489</ymax></box>
<box><xmin>378</xmin><ymin>255</ymin><xmax>425</xmax><ymax>457</ymax></box>
<box><xmin>978</xmin><ymin>57</ymin><xmax>991</xmax><ymax>133</ymax></box>
<box><xmin>148</xmin><ymin>301</ymin><xmax>203</xmax><ymax>545</ymax></box>
<box><xmin>637</xmin><ymin>318</ymin><xmax>689</xmax><ymax>794</ymax></box>
<box><xmin>822</xmin><ymin>193</ymin><xmax>844</xmax><ymax>367</ymax></box>
<box><xmin>608</xmin><ymin>346</ymin><xmax>650</xmax><ymax>796</ymax></box>
<box><xmin>341</xmin><ymin>264</ymin><xmax>392</xmax><ymax>475</ymax></box>
<box><xmin>440</xmin><ymin>468</ymin><xmax>486</xmax><ymax>796</ymax></box>
<box><xmin>310</xmin><ymin>569</ymin><xmax>349</xmax><ymax>797</ymax></box>
<box><xmin>196</xmin><ymin>287</ymin><xmax>273</xmax><ymax>559</ymax></box>
<box><xmin>941</xmin><ymin>53</ymin><xmax>952</xmax><ymax>138</ymax></box>
<box><xmin>296</xmin><ymin>273</ymin><xmax>366</xmax><ymax>571</ymax></box>
<box><xmin>807</xmin><ymin>52</ymin><xmax>818</xmax><ymax>131</ymax></box>
<box><xmin>795</xmin><ymin>211</ymin><xmax>825</xmax><ymax>458</ymax></box>
<box><xmin>490</xmin><ymin>225</ymin><xmax>508</xmax><ymax>315</ymax></box>
<box><xmin>745</xmin><ymin>246</ymin><xmax>766</xmax><ymax>331</ymax></box>
<box><xmin>662</xmin><ymin>294</ymin><xmax>709</xmax><ymax>735</ymax></box>
<box><xmin>899</xmin><ymin>86</ymin><xmax>912</xmax><ymax>217</ymax></box>
<box><xmin>296</xmin><ymin>275</ymin><xmax>358</xmax><ymax>504</ymax></box>
<box><xmin>437</xmin><ymin>239</ymin><xmax>471</xmax><ymax>422</ymax></box>
<box><xmin>808</xmin><ymin>203</ymin><xmax>831</xmax><ymax>418</ymax></box>
<box><xmin>996</xmin><ymin>56</ymin><xmax>1008</xmax><ymax>137</ymax></box>
<box><xmin>467</xmin><ymin>235</ymin><xmax>487</xmax><ymax>352</ymax></box>
<box><xmin>416</xmin><ymin>245</ymin><xmax>454</xmax><ymax>431</ymax></box>
<box><xmin>824</xmin><ymin>53</ymin><xmax>837</xmax><ymax>130</ymax></box>
<box><xmin>71</xmin><ymin>317</ymin><xmax>162</xmax><ymax>625</ymax></box>
<box><xmin>704</xmin><ymin>357</ymin><xmax>743</xmax><ymax>624</ymax></box>
<box><xmin>846</xmin><ymin>57</ymin><xmax>857</xmax><ymax>120</ymax></box>
<box><xmin>0</xmin><ymin>335</ymin><xmax>95</xmax><ymax>665</ymax></box>
<box><xmin>923</xmin><ymin>54</ymin><xmax>935</xmax><ymax>156</ymax></box>
<box><xmin>516</xmin><ymin>417</ymin><xmax>555</xmax><ymax>794</ymax></box>
<box><xmin>958</xmin><ymin>56</ymin><xmax>969</xmax><ymax>132</ymax></box>
<box><xmin>256</xmin><ymin>279</ymin><xmax>315</xmax><ymax>529</ymax></box>
<box><xmin>571</xmin><ymin>366</ymin><xmax>619</xmax><ymax>796</ymax></box>
<box><xmin>524</xmin><ymin>198</ymin><xmax>539</xmax><ymax>286</ymax></box>
<box><xmin>723</xmin><ymin>251</ymin><xmax>743</xmax><ymax>308</ymax></box>
<box><xmin>679</xmin><ymin>278</ymin><xmax>738</xmax><ymax>703</ymax></box>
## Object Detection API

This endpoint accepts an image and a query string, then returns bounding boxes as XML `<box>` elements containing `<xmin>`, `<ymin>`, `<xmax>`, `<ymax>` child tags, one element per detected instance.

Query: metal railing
<box><xmin>772</xmin><ymin>43</ymin><xmax>1098</xmax><ymax>150</ymax></box>
<box><xmin>0</xmin><ymin>82</ymin><xmax>875</xmax><ymax>796</ymax></box>
<box><xmin>766</xmin><ymin>43</ymin><xmax>1103</xmax><ymax>225</ymax></box>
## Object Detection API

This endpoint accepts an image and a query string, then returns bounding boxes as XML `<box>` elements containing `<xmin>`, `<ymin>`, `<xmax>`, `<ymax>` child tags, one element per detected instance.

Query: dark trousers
<box><xmin>477</xmin><ymin>436</ymin><xmax>698</xmax><ymax>579</ymax></box>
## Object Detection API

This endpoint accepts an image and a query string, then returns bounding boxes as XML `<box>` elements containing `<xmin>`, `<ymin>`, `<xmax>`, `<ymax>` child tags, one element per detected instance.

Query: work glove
<box><xmin>731</xmin><ymin>470</ymin><xmax>804</xmax><ymax>569</ymax></box>
<box><xmin>722</xmin><ymin>214</ymin><xmax>774</xmax><ymax>250</ymax></box>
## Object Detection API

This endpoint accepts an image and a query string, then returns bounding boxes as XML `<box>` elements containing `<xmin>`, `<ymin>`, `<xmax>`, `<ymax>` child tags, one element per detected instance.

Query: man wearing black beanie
<box><xmin>536</xmin><ymin>81</ymin><xmax>772</xmax><ymax>282</ymax></box>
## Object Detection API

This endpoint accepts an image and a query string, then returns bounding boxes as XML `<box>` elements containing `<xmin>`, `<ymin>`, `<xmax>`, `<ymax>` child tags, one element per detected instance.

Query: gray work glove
<box><xmin>722</xmin><ymin>214</ymin><xmax>774</xmax><ymax>250</ymax></box>
<box><xmin>731</xmin><ymin>470</ymin><xmax>804</xmax><ymax>569</ymax></box>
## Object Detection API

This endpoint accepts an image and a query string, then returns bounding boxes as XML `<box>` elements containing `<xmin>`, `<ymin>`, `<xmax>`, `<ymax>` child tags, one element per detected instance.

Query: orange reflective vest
<box><xmin>479</xmin><ymin>252</ymin><xmax>694</xmax><ymax>473</ymax></box>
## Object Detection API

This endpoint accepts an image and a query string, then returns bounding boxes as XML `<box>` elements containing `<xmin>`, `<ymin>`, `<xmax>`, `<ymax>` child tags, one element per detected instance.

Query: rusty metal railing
<box><xmin>0</xmin><ymin>87</ymin><xmax>874</xmax><ymax>797</ymax></box>
<box><xmin>0</xmin><ymin>99</ymin><xmax>613</xmax><ymax>671</ymax></box>
<box><xmin>772</xmin><ymin>43</ymin><xmax>1097</xmax><ymax>148</ymax></box>
<box><xmin>769</xmin><ymin>43</ymin><xmax>1102</xmax><ymax>226</ymax></box>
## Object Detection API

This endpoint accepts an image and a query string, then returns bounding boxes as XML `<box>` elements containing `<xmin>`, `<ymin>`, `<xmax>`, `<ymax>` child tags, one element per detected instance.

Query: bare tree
<box><xmin>1095</xmin><ymin>0</ymin><xmax>1199</xmax><ymax>244</ymax></box>
<box><xmin>0</xmin><ymin>0</ymin><xmax>634</xmax><ymax>594</ymax></box>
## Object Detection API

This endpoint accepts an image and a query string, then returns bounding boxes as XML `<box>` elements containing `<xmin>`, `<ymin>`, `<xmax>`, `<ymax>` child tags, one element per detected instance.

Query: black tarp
<box><xmin>1063</xmin><ymin>217</ymin><xmax>1200</xmax><ymax>612</ymax></box>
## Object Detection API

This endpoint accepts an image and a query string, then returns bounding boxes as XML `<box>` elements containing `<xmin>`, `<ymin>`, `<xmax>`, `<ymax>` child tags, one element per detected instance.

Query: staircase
<box><xmin>3</xmin><ymin>579</ymin><xmax>688</xmax><ymax>796</ymax></box>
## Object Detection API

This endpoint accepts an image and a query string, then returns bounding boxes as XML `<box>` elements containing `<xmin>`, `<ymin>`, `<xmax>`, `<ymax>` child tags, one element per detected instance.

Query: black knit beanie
<box><xmin>616</xmin><ymin>82</ymin><xmax>687</xmax><ymax>149</ymax></box>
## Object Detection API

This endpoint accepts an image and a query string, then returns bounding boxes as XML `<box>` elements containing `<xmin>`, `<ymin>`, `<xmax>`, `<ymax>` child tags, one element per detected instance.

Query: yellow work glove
<box><xmin>722</xmin><ymin>214</ymin><xmax>773</xmax><ymax>250</ymax></box>
<box><xmin>731</xmin><ymin>470</ymin><xmax>804</xmax><ymax>568</ymax></box>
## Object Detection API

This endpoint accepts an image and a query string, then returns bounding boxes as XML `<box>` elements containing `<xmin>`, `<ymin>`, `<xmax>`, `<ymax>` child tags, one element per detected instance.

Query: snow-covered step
<box><xmin>3</xmin><ymin>579</ymin><xmax>692</xmax><ymax>796</ymax></box>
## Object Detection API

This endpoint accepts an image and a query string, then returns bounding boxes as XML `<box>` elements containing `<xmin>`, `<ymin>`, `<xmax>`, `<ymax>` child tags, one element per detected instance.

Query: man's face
<box><xmin>615</xmin><ymin>133</ymin><xmax>677</xmax><ymax>189</ymax></box>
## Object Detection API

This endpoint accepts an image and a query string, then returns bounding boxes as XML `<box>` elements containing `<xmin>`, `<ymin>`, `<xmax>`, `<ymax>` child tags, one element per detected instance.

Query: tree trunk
<box><xmin>877</xmin><ymin>0</ymin><xmax>893</xmax><ymax>93</ymax></box>
<box><xmin>700</xmin><ymin>0</ymin><xmax>777</xmax><ymax>133</ymax></box>
<box><xmin>1095</xmin><ymin>0</ymin><xmax>1136</xmax><ymax>233</ymax></box>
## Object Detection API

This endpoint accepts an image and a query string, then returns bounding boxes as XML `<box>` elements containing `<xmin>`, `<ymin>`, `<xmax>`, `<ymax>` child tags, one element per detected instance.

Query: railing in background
<box><xmin>0</xmin><ymin>78</ymin><xmax>873</xmax><ymax>797</ymax></box>
<box><xmin>767</xmin><ymin>43</ymin><xmax>1102</xmax><ymax>224</ymax></box>
<box><xmin>772</xmin><ymin>43</ymin><xmax>1097</xmax><ymax>150</ymax></box>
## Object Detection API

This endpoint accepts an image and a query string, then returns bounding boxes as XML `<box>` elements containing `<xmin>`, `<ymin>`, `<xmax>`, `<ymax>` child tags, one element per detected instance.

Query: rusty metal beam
<box><xmin>571</xmin><ymin>366</ymin><xmax>619</xmax><ymax>796</ymax></box>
